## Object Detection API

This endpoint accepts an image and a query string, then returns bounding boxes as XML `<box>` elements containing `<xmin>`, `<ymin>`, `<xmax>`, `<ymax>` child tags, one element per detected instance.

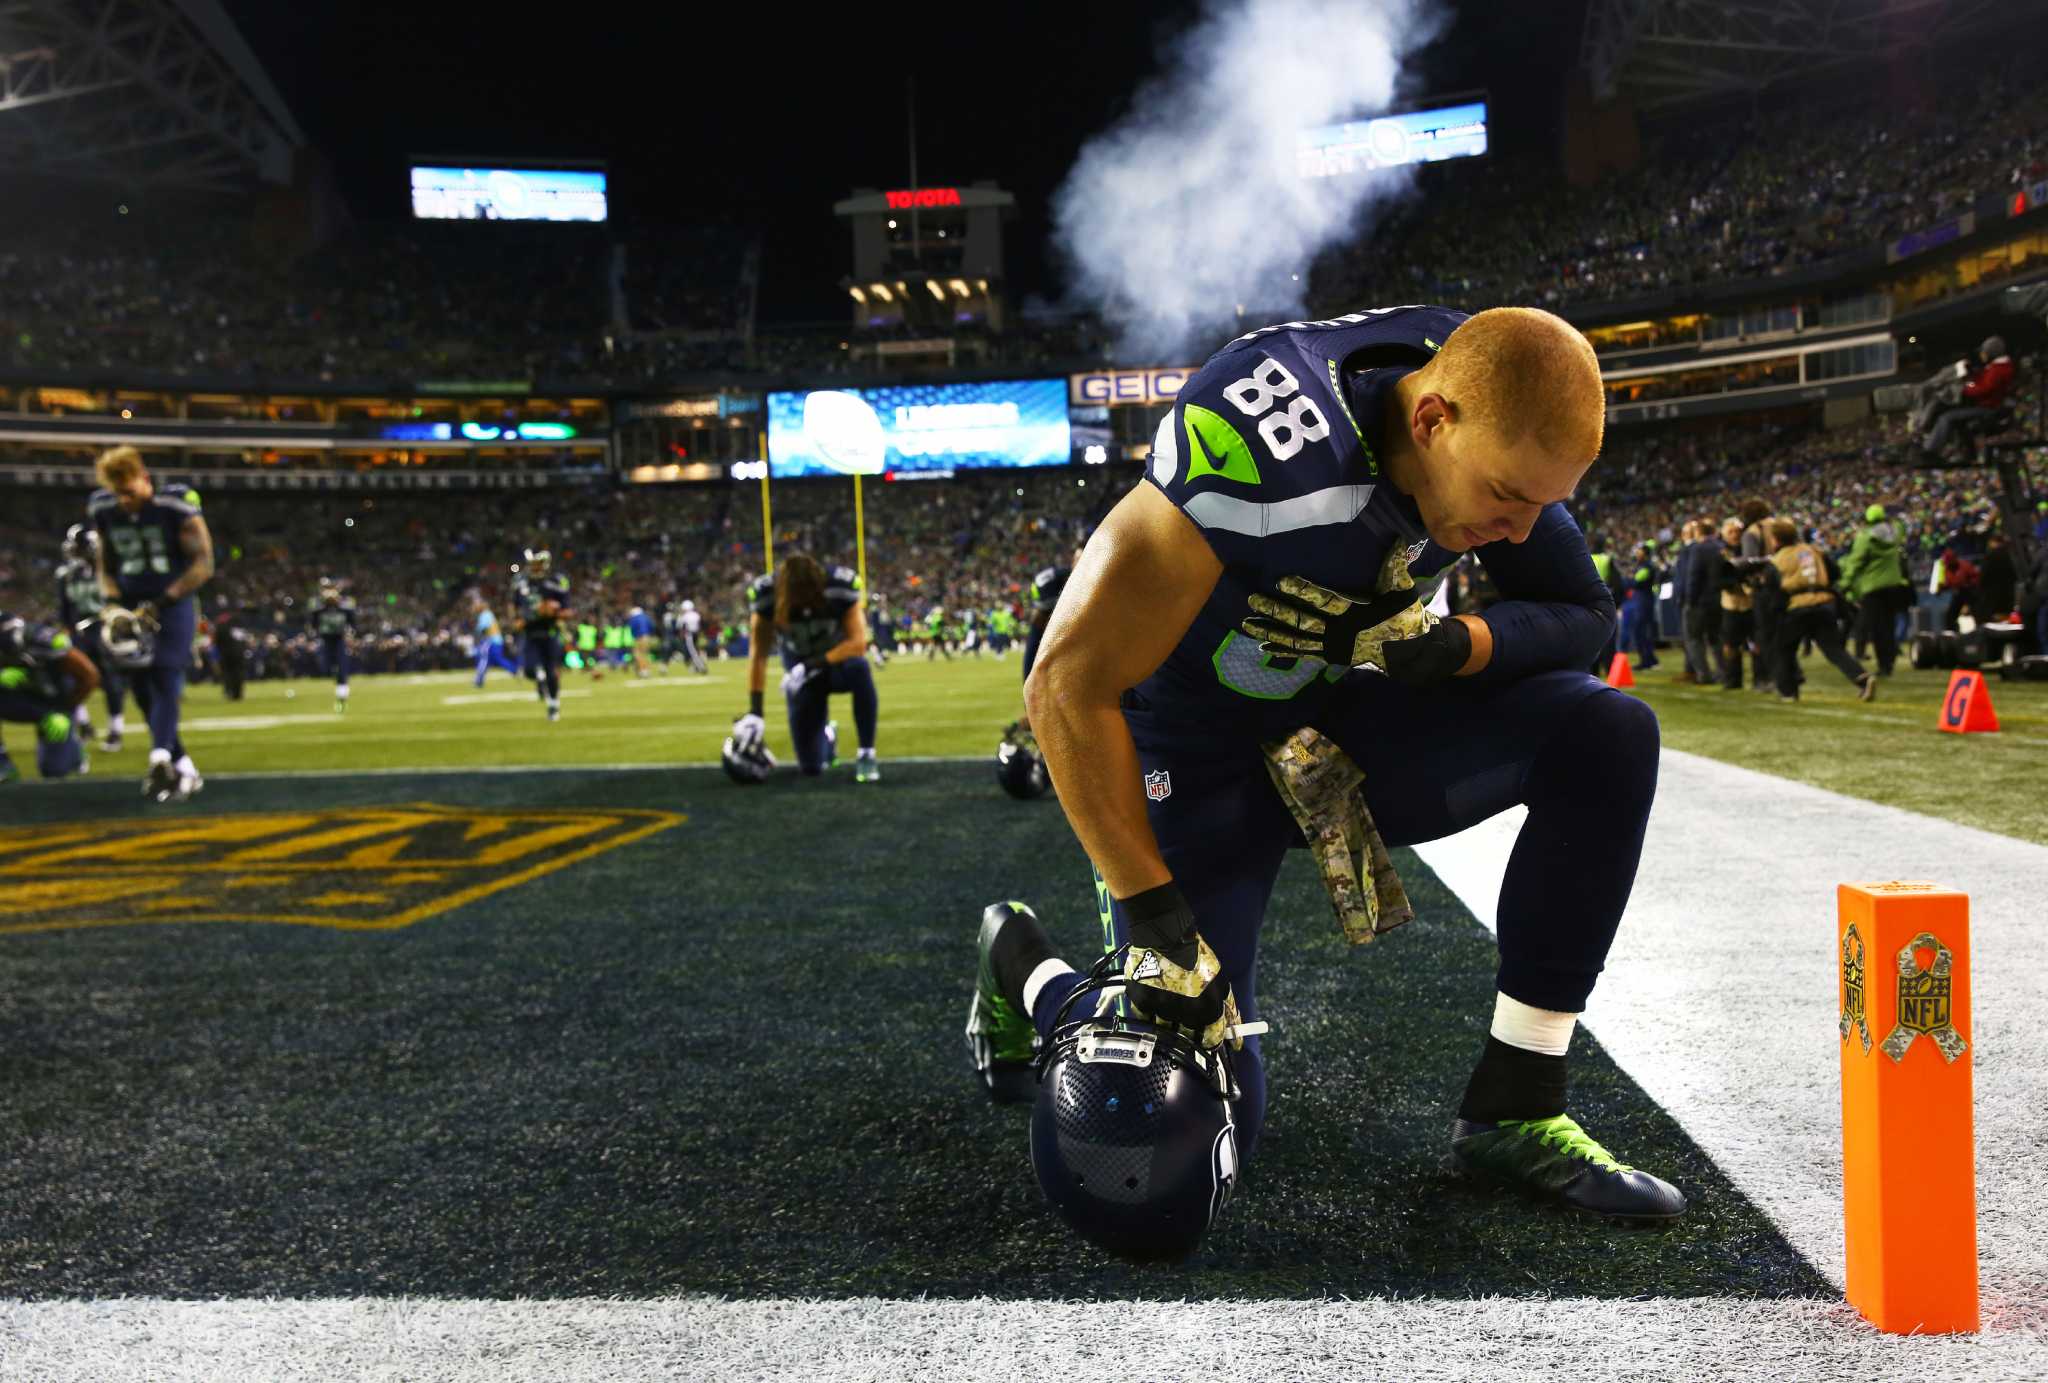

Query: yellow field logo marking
<box><xmin>0</xmin><ymin>803</ymin><xmax>683</xmax><ymax>935</ymax></box>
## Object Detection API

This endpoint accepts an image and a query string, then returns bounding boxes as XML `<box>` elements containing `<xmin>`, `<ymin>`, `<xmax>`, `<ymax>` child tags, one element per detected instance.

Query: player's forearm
<box><xmin>164</xmin><ymin>552</ymin><xmax>213</xmax><ymax>602</ymax></box>
<box><xmin>1452</xmin><ymin>613</ymin><xmax>1492</xmax><ymax>675</ymax></box>
<box><xmin>59</xmin><ymin>648</ymin><xmax>99</xmax><ymax>706</ymax></box>
<box><xmin>1025</xmin><ymin>671</ymin><xmax>1170</xmax><ymax>898</ymax></box>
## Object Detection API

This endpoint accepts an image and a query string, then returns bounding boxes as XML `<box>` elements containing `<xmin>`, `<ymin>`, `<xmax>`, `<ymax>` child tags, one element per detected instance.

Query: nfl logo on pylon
<box><xmin>1143</xmin><ymin>770</ymin><xmax>1172</xmax><ymax>802</ymax></box>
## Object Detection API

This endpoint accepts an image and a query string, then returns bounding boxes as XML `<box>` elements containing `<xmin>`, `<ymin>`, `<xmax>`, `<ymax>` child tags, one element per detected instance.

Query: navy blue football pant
<box><xmin>75</xmin><ymin>627</ymin><xmax>127</xmax><ymax>719</ymax></box>
<box><xmin>321</xmin><ymin>636</ymin><xmax>350</xmax><ymax>687</ymax></box>
<box><xmin>785</xmin><ymin>656</ymin><xmax>878</xmax><ymax>774</ymax></box>
<box><xmin>1620</xmin><ymin>592</ymin><xmax>1659</xmax><ymax>667</ymax></box>
<box><xmin>1030</xmin><ymin>668</ymin><xmax>1659</xmax><ymax>1165</ymax></box>
<box><xmin>522</xmin><ymin>634</ymin><xmax>562</xmax><ymax>700</ymax></box>
<box><xmin>0</xmin><ymin>690</ymin><xmax>87</xmax><ymax>778</ymax></box>
<box><xmin>125</xmin><ymin>665</ymin><xmax>186</xmax><ymax>758</ymax></box>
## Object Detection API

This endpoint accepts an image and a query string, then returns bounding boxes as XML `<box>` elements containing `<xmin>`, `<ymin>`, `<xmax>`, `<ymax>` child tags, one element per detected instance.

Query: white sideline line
<box><xmin>1412</xmin><ymin>748</ymin><xmax>2048</xmax><ymax>1304</ymax></box>
<box><xmin>1</xmin><ymin>1294</ymin><xmax>2042</xmax><ymax>1382</ymax></box>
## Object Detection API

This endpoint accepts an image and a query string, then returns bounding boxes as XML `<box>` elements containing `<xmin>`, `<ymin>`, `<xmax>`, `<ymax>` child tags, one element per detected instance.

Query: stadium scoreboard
<box><xmin>410</xmin><ymin>165</ymin><xmax>608</xmax><ymax>222</ymax></box>
<box><xmin>766</xmin><ymin>380</ymin><xmax>1069</xmax><ymax>478</ymax></box>
<box><xmin>1297</xmin><ymin>98</ymin><xmax>1488</xmax><ymax>179</ymax></box>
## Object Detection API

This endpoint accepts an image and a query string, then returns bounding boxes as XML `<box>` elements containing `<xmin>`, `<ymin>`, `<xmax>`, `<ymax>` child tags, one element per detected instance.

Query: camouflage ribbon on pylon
<box><xmin>1839</xmin><ymin>923</ymin><xmax>1871</xmax><ymax>1055</ymax></box>
<box><xmin>1262</xmin><ymin>726</ymin><xmax>1412</xmax><ymax>946</ymax></box>
<box><xmin>1880</xmin><ymin>930</ymin><xmax>1969</xmax><ymax>1064</ymax></box>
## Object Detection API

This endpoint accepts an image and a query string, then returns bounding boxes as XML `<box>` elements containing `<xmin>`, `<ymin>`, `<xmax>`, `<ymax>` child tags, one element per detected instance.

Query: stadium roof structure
<box><xmin>1580</xmin><ymin>0</ymin><xmax>2014</xmax><ymax>112</ymax></box>
<box><xmin>0</xmin><ymin>0</ymin><xmax>302</xmax><ymax>189</ymax></box>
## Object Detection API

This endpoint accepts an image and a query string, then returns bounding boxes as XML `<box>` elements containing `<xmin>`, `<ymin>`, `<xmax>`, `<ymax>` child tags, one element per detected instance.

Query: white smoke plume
<box><xmin>1054</xmin><ymin>0</ymin><xmax>1445</xmax><ymax>362</ymax></box>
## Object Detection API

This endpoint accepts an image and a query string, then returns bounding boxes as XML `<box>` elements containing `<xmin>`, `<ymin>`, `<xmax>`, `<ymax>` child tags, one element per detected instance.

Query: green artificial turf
<box><xmin>34</xmin><ymin>649</ymin><xmax>2044</xmax><ymax>845</ymax></box>
<box><xmin>0</xmin><ymin>766</ymin><xmax>1827</xmax><ymax>1300</ymax></box>
<box><xmin>1625</xmin><ymin>653</ymin><xmax>2048</xmax><ymax>845</ymax></box>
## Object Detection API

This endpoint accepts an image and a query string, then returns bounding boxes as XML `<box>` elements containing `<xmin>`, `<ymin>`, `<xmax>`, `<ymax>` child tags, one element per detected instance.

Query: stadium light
<box><xmin>850</xmin><ymin>286</ymin><xmax>867</xmax><ymax>304</ymax></box>
<box><xmin>871</xmin><ymin>283</ymin><xmax>893</xmax><ymax>303</ymax></box>
<box><xmin>926</xmin><ymin>280</ymin><xmax>946</xmax><ymax>301</ymax></box>
<box><xmin>1083</xmin><ymin>445</ymin><xmax>1108</xmax><ymax>465</ymax></box>
<box><xmin>949</xmin><ymin>279</ymin><xmax>970</xmax><ymax>297</ymax></box>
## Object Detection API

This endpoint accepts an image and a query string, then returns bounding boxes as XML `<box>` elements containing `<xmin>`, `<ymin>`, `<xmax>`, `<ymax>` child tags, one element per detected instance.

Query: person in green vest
<box><xmin>1836</xmin><ymin>503</ymin><xmax>1912</xmax><ymax>676</ymax></box>
<box><xmin>576</xmin><ymin>620</ymin><xmax>600</xmax><ymax>678</ymax></box>
<box><xmin>1586</xmin><ymin>534</ymin><xmax>1623</xmax><ymax>674</ymax></box>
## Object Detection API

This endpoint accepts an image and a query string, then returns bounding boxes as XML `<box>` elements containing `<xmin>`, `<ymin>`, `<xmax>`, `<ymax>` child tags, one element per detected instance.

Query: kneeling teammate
<box><xmin>0</xmin><ymin>611</ymin><xmax>98</xmax><ymax>783</ymax></box>
<box><xmin>969</xmin><ymin>306</ymin><xmax>1684</xmax><ymax>1257</ymax></box>
<box><xmin>732</xmin><ymin>554</ymin><xmax>879</xmax><ymax>782</ymax></box>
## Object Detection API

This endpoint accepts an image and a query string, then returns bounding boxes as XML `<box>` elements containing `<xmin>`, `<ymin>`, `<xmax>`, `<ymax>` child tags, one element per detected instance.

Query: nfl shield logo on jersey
<box><xmin>1143</xmin><ymin>770</ymin><xmax>1173</xmax><ymax>802</ymax></box>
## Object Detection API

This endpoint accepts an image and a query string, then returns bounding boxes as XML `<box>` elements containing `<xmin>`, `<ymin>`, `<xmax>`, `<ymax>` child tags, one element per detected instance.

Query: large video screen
<box><xmin>766</xmin><ymin>380</ymin><xmax>1071</xmax><ymax>478</ymax></box>
<box><xmin>1297</xmin><ymin>99</ymin><xmax>1488</xmax><ymax>179</ymax></box>
<box><xmin>410</xmin><ymin>166</ymin><xmax>608</xmax><ymax>222</ymax></box>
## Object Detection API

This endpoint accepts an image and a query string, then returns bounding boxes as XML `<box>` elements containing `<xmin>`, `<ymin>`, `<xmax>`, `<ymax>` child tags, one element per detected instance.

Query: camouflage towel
<box><xmin>1262</xmin><ymin>726</ymin><xmax>1413</xmax><ymax>946</ymax></box>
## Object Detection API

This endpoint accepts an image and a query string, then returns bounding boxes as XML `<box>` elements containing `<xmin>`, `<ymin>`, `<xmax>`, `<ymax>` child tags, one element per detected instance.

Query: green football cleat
<box><xmin>1447</xmin><ymin>1113</ymin><xmax>1686</xmax><ymax>1221</ymax></box>
<box><xmin>967</xmin><ymin>900</ymin><xmax>1045</xmax><ymax>1103</ymax></box>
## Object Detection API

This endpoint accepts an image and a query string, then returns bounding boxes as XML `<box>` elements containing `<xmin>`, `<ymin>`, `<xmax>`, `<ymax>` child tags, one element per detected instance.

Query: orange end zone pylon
<box><xmin>1606</xmin><ymin>652</ymin><xmax>1635</xmax><ymax>688</ymax></box>
<box><xmin>1837</xmin><ymin>881</ymin><xmax>1978</xmax><ymax>1335</ymax></box>
<box><xmin>1937</xmin><ymin>670</ymin><xmax>1999</xmax><ymax>734</ymax></box>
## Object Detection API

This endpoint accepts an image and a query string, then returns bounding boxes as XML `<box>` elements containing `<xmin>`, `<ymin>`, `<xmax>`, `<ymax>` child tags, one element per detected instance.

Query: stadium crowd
<box><xmin>7</xmin><ymin>43</ymin><xmax>2043</xmax><ymax>392</ymax></box>
<box><xmin>0</xmin><ymin>464</ymin><xmax>1136</xmax><ymax>682</ymax></box>
<box><xmin>1316</xmin><ymin>52</ymin><xmax>2048</xmax><ymax>315</ymax></box>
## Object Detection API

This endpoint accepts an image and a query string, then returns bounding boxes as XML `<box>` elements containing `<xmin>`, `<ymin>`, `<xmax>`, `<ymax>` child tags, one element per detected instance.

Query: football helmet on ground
<box><xmin>1029</xmin><ymin>947</ymin><xmax>1255</xmax><ymax>1262</ymax></box>
<box><xmin>721</xmin><ymin>734</ymin><xmax>775</xmax><ymax>784</ymax></box>
<box><xmin>994</xmin><ymin>722</ymin><xmax>1051</xmax><ymax>799</ymax></box>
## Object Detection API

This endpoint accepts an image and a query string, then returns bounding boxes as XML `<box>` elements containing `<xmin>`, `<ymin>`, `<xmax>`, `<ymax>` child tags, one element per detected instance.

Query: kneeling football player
<box><xmin>731</xmin><ymin>554</ymin><xmax>879</xmax><ymax>783</ymax></box>
<box><xmin>0</xmin><ymin>611</ymin><xmax>99</xmax><ymax>783</ymax></box>
<box><xmin>969</xmin><ymin>306</ymin><xmax>1684</xmax><ymax>1261</ymax></box>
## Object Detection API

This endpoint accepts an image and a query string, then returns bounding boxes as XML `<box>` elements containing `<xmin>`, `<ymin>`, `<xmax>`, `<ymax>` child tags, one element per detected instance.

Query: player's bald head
<box><xmin>1427</xmin><ymin>307</ymin><xmax>1605</xmax><ymax>462</ymax></box>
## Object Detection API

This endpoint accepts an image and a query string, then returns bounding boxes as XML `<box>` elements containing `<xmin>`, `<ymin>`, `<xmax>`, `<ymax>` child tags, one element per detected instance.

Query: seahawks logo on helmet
<box><xmin>1027</xmin><ymin>947</ymin><xmax>1244</xmax><ymax>1263</ymax></box>
<box><xmin>721</xmin><ymin>736</ymin><xmax>776</xmax><ymax>785</ymax></box>
<box><xmin>99</xmin><ymin>605</ymin><xmax>159</xmax><ymax>670</ymax></box>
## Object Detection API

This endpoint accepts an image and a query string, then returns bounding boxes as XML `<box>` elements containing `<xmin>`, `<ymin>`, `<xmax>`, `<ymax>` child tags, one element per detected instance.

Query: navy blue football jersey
<box><xmin>512</xmin><ymin>574</ymin><xmax>571</xmax><ymax>636</ymax></box>
<box><xmin>88</xmin><ymin>482</ymin><xmax>202</xmax><ymax>668</ymax></box>
<box><xmin>1135</xmin><ymin>304</ymin><xmax>1611</xmax><ymax>737</ymax></box>
<box><xmin>0</xmin><ymin>611</ymin><xmax>76</xmax><ymax>703</ymax></box>
<box><xmin>1029</xmin><ymin>565</ymin><xmax>1070</xmax><ymax>613</ymax></box>
<box><xmin>55</xmin><ymin>558</ymin><xmax>105</xmax><ymax>629</ymax></box>
<box><xmin>310</xmin><ymin>598</ymin><xmax>356</xmax><ymax>639</ymax></box>
<box><xmin>750</xmin><ymin>565</ymin><xmax>859</xmax><ymax>665</ymax></box>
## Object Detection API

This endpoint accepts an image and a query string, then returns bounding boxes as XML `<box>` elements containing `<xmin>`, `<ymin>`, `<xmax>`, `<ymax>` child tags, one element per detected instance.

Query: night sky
<box><xmin>222</xmin><ymin>1</ymin><xmax>1581</xmax><ymax>322</ymax></box>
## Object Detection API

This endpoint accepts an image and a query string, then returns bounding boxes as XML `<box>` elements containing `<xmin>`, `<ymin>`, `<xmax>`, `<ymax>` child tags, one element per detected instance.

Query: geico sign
<box><xmin>1069</xmin><ymin>368</ymin><xmax>1195</xmax><ymax>407</ymax></box>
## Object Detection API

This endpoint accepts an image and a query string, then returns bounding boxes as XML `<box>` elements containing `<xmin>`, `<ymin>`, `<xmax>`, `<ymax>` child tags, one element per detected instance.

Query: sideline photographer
<box><xmin>1765</xmin><ymin>518</ymin><xmax>1876</xmax><ymax>703</ymax></box>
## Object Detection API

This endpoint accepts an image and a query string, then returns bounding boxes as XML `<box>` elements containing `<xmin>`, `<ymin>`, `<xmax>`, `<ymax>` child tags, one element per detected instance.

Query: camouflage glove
<box><xmin>39</xmin><ymin>712</ymin><xmax>72</xmax><ymax>745</ymax></box>
<box><xmin>1118</xmin><ymin>882</ymin><xmax>1245</xmax><ymax>1051</ymax></box>
<box><xmin>1244</xmin><ymin>546</ymin><xmax>1444</xmax><ymax>672</ymax></box>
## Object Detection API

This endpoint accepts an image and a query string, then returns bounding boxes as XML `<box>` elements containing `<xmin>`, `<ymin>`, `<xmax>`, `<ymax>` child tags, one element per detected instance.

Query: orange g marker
<box><xmin>1837</xmin><ymin>881</ymin><xmax>1978</xmax><ymax>1335</ymax></box>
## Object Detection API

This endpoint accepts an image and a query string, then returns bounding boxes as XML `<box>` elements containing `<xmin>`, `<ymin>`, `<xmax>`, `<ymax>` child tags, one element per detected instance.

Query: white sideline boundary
<box><xmin>1414</xmin><ymin>748</ymin><xmax>2048</xmax><ymax>1309</ymax></box>
<box><xmin>2</xmin><ymin>1295</ymin><xmax>2043</xmax><ymax>1382</ymax></box>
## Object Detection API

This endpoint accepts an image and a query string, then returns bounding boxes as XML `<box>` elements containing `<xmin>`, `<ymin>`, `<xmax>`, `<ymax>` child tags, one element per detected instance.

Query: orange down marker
<box><xmin>1837</xmin><ymin>881</ymin><xmax>1977</xmax><ymax>1335</ymax></box>
<box><xmin>1606</xmin><ymin>652</ymin><xmax>1634</xmax><ymax>688</ymax></box>
<box><xmin>1937</xmin><ymin>670</ymin><xmax>1999</xmax><ymax>734</ymax></box>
